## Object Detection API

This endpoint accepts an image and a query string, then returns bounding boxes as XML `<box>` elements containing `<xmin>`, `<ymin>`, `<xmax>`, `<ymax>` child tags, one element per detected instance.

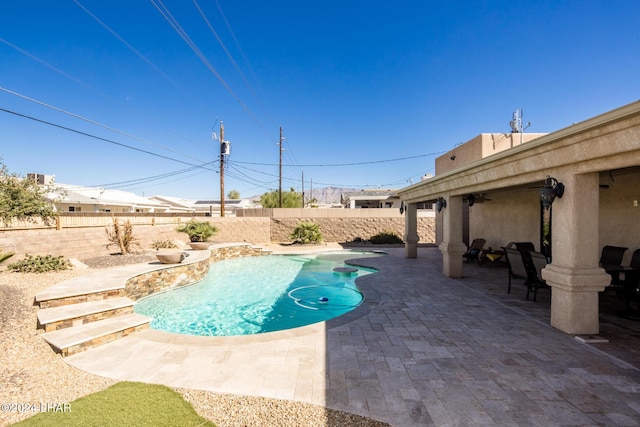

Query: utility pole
<box><xmin>301</xmin><ymin>171</ymin><xmax>305</xmax><ymax>208</ymax></box>
<box><xmin>278</xmin><ymin>126</ymin><xmax>283</xmax><ymax>208</ymax></box>
<box><xmin>219</xmin><ymin>122</ymin><xmax>228</xmax><ymax>217</ymax></box>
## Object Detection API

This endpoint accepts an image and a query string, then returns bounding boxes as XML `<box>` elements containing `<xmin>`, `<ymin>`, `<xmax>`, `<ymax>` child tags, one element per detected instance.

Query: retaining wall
<box><xmin>125</xmin><ymin>244</ymin><xmax>271</xmax><ymax>301</ymax></box>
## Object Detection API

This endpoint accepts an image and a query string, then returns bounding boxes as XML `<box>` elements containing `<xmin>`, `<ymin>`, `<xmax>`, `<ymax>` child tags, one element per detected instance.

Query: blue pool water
<box><xmin>134</xmin><ymin>251</ymin><xmax>381</xmax><ymax>336</ymax></box>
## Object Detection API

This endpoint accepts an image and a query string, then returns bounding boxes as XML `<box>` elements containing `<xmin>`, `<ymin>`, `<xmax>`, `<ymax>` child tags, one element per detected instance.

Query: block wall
<box><xmin>0</xmin><ymin>216</ymin><xmax>434</xmax><ymax>260</ymax></box>
<box><xmin>270</xmin><ymin>217</ymin><xmax>435</xmax><ymax>243</ymax></box>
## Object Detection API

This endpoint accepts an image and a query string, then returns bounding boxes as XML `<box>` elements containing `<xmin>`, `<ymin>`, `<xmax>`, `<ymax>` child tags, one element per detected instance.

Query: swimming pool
<box><xmin>134</xmin><ymin>251</ymin><xmax>381</xmax><ymax>336</ymax></box>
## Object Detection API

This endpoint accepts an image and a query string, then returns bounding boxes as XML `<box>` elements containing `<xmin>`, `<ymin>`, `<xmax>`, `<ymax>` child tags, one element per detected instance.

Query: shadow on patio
<box><xmin>455</xmin><ymin>255</ymin><xmax>640</xmax><ymax>369</ymax></box>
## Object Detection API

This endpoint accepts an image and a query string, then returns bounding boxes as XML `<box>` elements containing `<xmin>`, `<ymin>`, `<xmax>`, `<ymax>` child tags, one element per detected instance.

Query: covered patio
<box><xmin>399</xmin><ymin>101</ymin><xmax>640</xmax><ymax>335</ymax></box>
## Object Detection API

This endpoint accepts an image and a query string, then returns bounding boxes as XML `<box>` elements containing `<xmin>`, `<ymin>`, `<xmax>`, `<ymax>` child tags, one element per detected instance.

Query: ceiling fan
<box><xmin>465</xmin><ymin>193</ymin><xmax>492</xmax><ymax>206</ymax></box>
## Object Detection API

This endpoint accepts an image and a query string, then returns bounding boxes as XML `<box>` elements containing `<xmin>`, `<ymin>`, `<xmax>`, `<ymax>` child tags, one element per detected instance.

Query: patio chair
<box><xmin>502</xmin><ymin>246</ymin><xmax>527</xmax><ymax>293</ymax></box>
<box><xmin>512</xmin><ymin>242</ymin><xmax>535</xmax><ymax>252</ymax></box>
<box><xmin>599</xmin><ymin>245</ymin><xmax>628</xmax><ymax>268</ymax></box>
<box><xmin>521</xmin><ymin>249</ymin><xmax>549</xmax><ymax>302</ymax></box>
<box><xmin>462</xmin><ymin>238</ymin><xmax>486</xmax><ymax>263</ymax></box>
<box><xmin>617</xmin><ymin>249</ymin><xmax>640</xmax><ymax>312</ymax></box>
<box><xmin>600</xmin><ymin>245</ymin><xmax>628</xmax><ymax>288</ymax></box>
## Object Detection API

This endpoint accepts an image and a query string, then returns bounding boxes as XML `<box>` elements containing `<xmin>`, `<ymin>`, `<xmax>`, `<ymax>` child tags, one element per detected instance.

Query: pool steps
<box><xmin>34</xmin><ymin>244</ymin><xmax>272</xmax><ymax>356</ymax></box>
<box><xmin>37</xmin><ymin>297</ymin><xmax>136</xmax><ymax>332</ymax></box>
<box><xmin>40</xmin><ymin>313</ymin><xmax>152</xmax><ymax>357</ymax></box>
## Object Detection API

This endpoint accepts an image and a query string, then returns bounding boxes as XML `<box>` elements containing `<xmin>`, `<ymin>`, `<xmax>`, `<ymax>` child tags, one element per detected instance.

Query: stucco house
<box><xmin>147</xmin><ymin>195</ymin><xmax>196</xmax><ymax>213</ymax></box>
<box><xmin>44</xmin><ymin>182</ymin><xmax>176</xmax><ymax>213</ymax></box>
<box><xmin>149</xmin><ymin>196</ymin><xmax>257</xmax><ymax>216</ymax></box>
<box><xmin>398</xmin><ymin>100</ymin><xmax>640</xmax><ymax>336</ymax></box>
<box><xmin>341</xmin><ymin>189</ymin><xmax>402</xmax><ymax>209</ymax></box>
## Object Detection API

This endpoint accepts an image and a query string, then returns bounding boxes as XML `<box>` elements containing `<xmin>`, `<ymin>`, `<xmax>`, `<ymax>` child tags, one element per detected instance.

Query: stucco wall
<box><xmin>469</xmin><ymin>187</ymin><xmax>543</xmax><ymax>252</ymax></box>
<box><xmin>436</xmin><ymin>133</ymin><xmax>547</xmax><ymax>175</ymax></box>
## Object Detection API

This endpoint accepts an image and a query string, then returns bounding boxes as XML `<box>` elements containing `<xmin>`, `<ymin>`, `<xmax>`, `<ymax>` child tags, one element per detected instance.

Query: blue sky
<box><xmin>1</xmin><ymin>1</ymin><xmax>638</xmax><ymax>199</ymax></box>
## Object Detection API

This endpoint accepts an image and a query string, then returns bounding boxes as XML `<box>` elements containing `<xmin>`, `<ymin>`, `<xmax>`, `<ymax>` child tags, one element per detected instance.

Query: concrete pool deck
<box><xmin>63</xmin><ymin>246</ymin><xmax>640</xmax><ymax>426</ymax></box>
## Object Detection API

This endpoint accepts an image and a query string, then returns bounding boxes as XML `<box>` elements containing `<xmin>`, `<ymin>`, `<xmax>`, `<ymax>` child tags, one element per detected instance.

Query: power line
<box><xmin>0</xmin><ymin>86</ymin><xmax>209</xmax><ymax>164</ymax></box>
<box><xmin>0</xmin><ymin>107</ymin><xmax>215</xmax><ymax>170</ymax></box>
<box><xmin>71</xmin><ymin>1</ymin><xmax>216</xmax><ymax>154</ymax></box>
<box><xmin>196</xmin><ymin>0</ymin><xmax>281</xmax><ymax>142</ymax></box>
<box><xmin>91</xmin><ymin>161</ymin><xmax>218</xmax><ymax>188</ymax></box>
<box><xmin>231</xmin><ymin>151</ymin><xmax>446</xmax><ymax>168</ymax></box>
<box><xmin>73</xmin><ymin>0</ymin><xmax>178</xmax><ymax>87</ymax></box>
<box><xmin>105</xmin><ymin>168</ymin><xmax>213</xmax><ymax>193</ymax></box>
<box><xmin>0</xmin><ymin>37</ymin><xmax>98</xmax><ymax>94</ymax></box>
<box><xmin>226</xmin><ymin>163</ymin><xmax>279</xmax><ymax>187</ymax></box>
<box><xmin>212</xmin><ymin>0</ymin><xmax>278</xmax><ymax>129</ymax></box>
<box><xmin>0</xmin><ymin>37</ymin><xmax>212</xmax><ymax>154</ymax></box>
<box><xmin>150</xmin><ymin>0</ymin><xmax>274</xmax><ymax>140</ymax></box>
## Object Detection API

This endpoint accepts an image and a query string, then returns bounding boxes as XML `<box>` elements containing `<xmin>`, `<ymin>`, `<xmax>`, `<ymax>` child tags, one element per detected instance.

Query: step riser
<box><xmin>40</xmin><ymin>306</ymin><xmax>134</xmax><ymax>332</ymax></box>
<box><xmin>38</xmin><ymin>289</ymin><xmax>126</xmax><ymax>308</ymax></box>
<box><xmin>57</xmin><ymin>323</ymin><xmax>150</xmax><ymax>357</ymax></box>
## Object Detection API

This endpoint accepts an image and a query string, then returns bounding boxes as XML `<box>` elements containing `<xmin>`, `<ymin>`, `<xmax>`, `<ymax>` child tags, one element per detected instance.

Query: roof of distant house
<box><xmin>48</xmin><ymin>184</ymin><xmax>168</xmax><ymax>208</ymax></box>
<box><xmin>341</xmin><ymin>189</ymin><xmax>399</xmax><ymax>200</ymax></box>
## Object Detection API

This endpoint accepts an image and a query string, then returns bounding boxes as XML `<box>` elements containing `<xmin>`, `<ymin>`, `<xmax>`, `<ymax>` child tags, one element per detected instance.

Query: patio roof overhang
<box><xmin>398</xmin><ymin>100</ymin><xmax>640</xmax><ymax>203</ymax></box>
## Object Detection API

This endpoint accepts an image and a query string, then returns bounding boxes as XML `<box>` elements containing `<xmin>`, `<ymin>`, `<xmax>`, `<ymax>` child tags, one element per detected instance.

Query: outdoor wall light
<box><xmin>435</xmin><ymin>197</ymin><xmax>447</xmax><ymax>212</ymax></box>
<box><xmin>540</xmin><ymin>176</ymin><xmax>565</xmax><ymax>210</ymax></box>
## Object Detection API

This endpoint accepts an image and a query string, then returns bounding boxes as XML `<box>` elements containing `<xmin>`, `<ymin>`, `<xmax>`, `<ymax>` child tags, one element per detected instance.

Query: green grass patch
<box><xmin>13</xmin><ymin>382</ymin><xmax>214</xmax><ymax>427</ymax></box>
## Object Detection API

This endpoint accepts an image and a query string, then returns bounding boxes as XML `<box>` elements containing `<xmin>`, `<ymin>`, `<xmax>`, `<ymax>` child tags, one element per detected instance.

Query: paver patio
<box><xmin>64</xmin><ymin>247</ymin><xmax>640</xmax><ymax>426</ymax></box>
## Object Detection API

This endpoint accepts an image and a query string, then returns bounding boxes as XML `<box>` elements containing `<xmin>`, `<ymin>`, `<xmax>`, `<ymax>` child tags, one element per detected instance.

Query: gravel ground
<box><xmin>0</xmin><ymin>255</ymin><xmax>390</xmax><ymax>427</ymax></box>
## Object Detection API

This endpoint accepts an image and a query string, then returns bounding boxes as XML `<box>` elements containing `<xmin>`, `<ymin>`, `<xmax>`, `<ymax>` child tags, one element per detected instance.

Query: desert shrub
<box><xmin>8</xmin><ymin>254</ymin><xmax>70</xmax><ymax>273</ymax></box>
<box><xmin>106</xmin><ymin>217</ymin><xmax>141</xmax><ymax>255</ymax></box>
<box><xmin>151</xmin><ymin>240</ymin><xmax>178</xmax><ymax>250</ymax></box>
<box><xmin>0</xmin><ymin>251</ymin><xmax>15</xmax><ymax>264</ymax></box>
<box><xmin>369</xmin><ymin>230</ymin><xmax>403</xmax><ymax>244</ymax></box>
<box><xmin>176</xmin><ymin>220</ymin><xmax>219</xmax><ymax>242</ymax></box>
<box><xmin>290</xmin><ymin>221</ymin><xmax>323</xmax><ymax>244</ymax></box>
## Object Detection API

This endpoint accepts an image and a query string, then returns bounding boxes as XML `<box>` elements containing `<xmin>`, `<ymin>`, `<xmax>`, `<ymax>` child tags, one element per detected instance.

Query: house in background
<box><xmin>341</xmin><ymin>189</ymin><xmax>401</xmax><ymax>209</ymax></box>
<box><xmin>147</xmin><ymin>195</ymin><xmax>196</xmax><ymax>213</ymax></box>
<box><xmin>29</xmin><ymin>175</ymin><xmax>258</xmax><ymax>215</ymax></box>
<box><xmin>149</xmin><ymin>196</ymin><xmax>256</xmax><ymax>216</ymax></box>
<box><xmin>45</xmin><ymin>182</ymin><xmax>175</xmax><ymax>213</ymax></box>
<box><xmin>192</xmin><ymin>199</ymin><xmax>256</xmax><ymax>216</ymax></box>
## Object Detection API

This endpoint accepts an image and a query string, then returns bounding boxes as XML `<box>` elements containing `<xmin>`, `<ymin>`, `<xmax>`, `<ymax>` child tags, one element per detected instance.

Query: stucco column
<box><xmin>404</xmin><ymin>202</ymin><xmax>419</xmax><ymax>258</ymax></box>
<box><xmin>438</xmin><ymin>196</ymin><xmax>467</xmax><ymax>278</ymax></box>
<box><xmin>541</xmin><ymin>173</ymin><xmax>610</xmax><ymax>335</ymax></box>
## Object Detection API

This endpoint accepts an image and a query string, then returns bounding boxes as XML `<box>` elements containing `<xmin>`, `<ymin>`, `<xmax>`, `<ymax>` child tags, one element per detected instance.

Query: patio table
<box><xmin>479</xmin><ymin>249</ymin><xmax>505</xmax><ymax>266</ymax></box>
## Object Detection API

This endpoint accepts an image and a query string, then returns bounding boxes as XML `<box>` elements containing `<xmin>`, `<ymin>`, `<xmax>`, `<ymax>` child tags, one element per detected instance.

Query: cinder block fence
<box><xmin>0</xmin><ymin>210</ymin><xmax>435</xmax><ymax>260</ymax></box>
